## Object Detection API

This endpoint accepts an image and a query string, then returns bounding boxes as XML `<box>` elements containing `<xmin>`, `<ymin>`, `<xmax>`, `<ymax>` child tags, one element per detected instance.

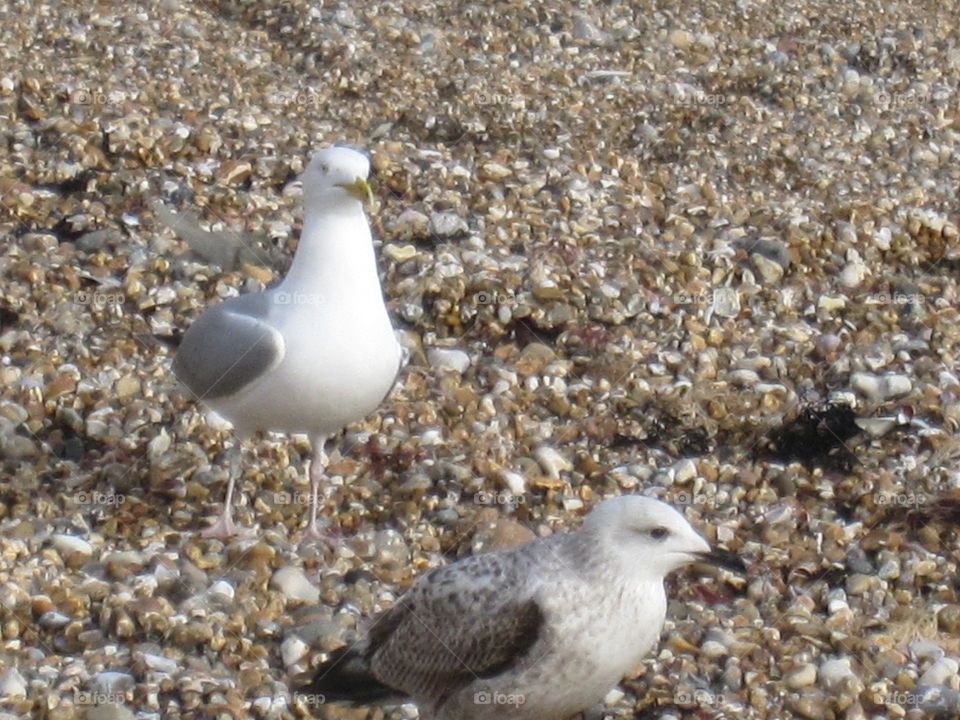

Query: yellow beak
<box><xmin>337</xmin><ymin>177</ymin><xmax>373</xmax><ymax>205</ymax></box>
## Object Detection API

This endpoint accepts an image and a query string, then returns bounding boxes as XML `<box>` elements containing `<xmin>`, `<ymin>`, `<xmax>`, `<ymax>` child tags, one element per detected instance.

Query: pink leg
<box><xmin>299</xmin><ymin>435</ymin><xmax>340</xmax><ymax>549</ymax></box>
<box><xmin>201</xmin><ymin>473</ymin><xmax>240</xmax><ymax>538</ymax></box>
<box><xmin>202</xmin><ymin>444</ymin><xmax>255</xmax><ymax>540</ymax></box>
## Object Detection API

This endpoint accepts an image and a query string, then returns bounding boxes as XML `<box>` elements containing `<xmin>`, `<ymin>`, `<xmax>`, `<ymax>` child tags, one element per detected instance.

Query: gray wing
<box><xmin>173</xmin><ymin>293</ymin><xmax>284</xmax><ymax>401</ymax></box>
<box><xmin>366</xmin><ymin>550</ymin><xmax>545</xmax><ymax>707</ymax></box>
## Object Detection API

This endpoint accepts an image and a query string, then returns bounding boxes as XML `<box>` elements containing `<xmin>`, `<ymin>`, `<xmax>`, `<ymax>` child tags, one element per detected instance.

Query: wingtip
<box><xmin>292</xmin><ymin>647</ymin><xmax>403</xmax><ymax>706</ymax></box>
<box><xmin>135</xmin><ymin>332</ymin><xmax>182</xmax><ymax>350</ymax></box>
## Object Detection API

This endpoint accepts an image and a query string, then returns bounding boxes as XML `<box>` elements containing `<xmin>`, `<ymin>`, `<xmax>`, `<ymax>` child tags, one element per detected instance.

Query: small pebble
<box><xmin>271</xmin><ymin>567</ymin><xmax>320</xmax><ymax>604</ymax></box>
<box><xmin>534</xmin><ymin>446</ymin><xmax>573</xmax><ymax>480</ymax></box>
<box><xmin>427</xmin><ymin>347</ymin><xmax>471</xmax><ymax>373</ymax></box>
<box><xmin>785</xmin><ymin>663</ymin><xmax>818</xmax><ymax>689</ymax></box>
<box><xmin>851</xmin><ymin>372</ymin><xmax>913</xmax><ymax>402</ymax></box>
<box><xmin>919</xmin><ymin>657</ymin><xmax>959</xmax><ymax>686</ymax></box>
<box><xmin>0</xmin><ymin>668</ymin><xmax>26</xmax><ymax>698</ymax></box>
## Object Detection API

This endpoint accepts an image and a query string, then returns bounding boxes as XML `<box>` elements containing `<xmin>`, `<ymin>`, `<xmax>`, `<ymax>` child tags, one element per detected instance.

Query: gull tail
<box><xmin>296</xmin><ymin>646</ymin><xmax>402</xmax><ymax>705</ymax></box>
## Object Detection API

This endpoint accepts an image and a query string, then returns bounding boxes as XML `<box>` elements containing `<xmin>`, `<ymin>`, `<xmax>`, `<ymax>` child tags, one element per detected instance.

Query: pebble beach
<box><xmin>1</xmin><ymin>0</ymin><xmax>959</xmax><ymax>718</ymax></box>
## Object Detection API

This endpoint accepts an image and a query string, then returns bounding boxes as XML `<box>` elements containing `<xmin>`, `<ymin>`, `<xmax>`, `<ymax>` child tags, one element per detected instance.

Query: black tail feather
<box><xmin>135</xmin><ymin>332</ymin><xmax>182</xmax><ymax>350</ymax></box>
<box><xmin>295</xmin><ymin>647</ymin><xmax>403</xmax><ymax>705</ymax></box>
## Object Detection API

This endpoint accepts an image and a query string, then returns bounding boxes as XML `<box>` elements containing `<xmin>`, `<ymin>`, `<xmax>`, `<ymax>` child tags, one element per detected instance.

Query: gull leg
<box><xmin>300</xmin><ymin>435</ymin><xmax>340</xmax><ymax>548</ymax></box>
<box><xmin>202</xmin><ymin>442</ymin><xmax>255</xmax><ymax>540</ymax></box>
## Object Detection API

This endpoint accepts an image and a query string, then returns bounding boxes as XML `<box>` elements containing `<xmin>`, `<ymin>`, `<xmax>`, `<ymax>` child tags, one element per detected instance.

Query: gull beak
<box><xmin>693</xmin><ymin>548</ymin><xmax>746</xmax><ymax>573</ymax></box>
<box><xmin>337</xmin><ymin>177</ymin><xmax>374</xmax><ymax>205</ymax></box>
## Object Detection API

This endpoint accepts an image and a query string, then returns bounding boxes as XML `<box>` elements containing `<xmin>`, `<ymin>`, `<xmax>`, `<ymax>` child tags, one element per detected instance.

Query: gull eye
<box><xmin>648</xmin><ymin>527</ymin><xmax>670</xmax><ymax>541</ymax></box>
<box><xmin>318</xmin><ymin>163</ymin><xmax>329</xmax><ymax>174</ymax></box>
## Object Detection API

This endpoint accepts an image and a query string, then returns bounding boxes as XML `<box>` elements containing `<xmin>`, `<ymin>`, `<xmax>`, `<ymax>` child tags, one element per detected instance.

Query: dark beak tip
<box><xmin>698</xmin><ymin>548</ymin><xmax>747</xmax><ymax>573</ymax></box>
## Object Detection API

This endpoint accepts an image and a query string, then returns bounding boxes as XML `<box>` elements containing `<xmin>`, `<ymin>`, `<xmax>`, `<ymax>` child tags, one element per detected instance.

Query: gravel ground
<box><xmin>1</xmin><ymin>0</ymin><xmax>959</xmax><ymax>719</ymax></box>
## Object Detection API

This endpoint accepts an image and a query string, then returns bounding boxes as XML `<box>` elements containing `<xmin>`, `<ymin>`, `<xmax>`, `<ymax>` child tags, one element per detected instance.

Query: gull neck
<box><xmin>279</xmin><ymin>199</ymin><xmax>383</xmax><ymax>304</ymax></box>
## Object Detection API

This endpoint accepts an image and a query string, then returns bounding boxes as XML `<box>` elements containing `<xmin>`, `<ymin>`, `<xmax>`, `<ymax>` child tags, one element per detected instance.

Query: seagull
<box><xmin>171</xmin><ymin>146</ymin><xmax>402</xmax><ymax>541</ymax></box>
<box><xmin>296</xmin><ymin>495</ymin><xmax>739</xmax><ymax>719</ymax></box>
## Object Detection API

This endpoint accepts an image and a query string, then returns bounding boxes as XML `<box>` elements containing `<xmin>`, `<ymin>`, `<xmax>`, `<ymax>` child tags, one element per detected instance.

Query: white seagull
<box><xmin>298</xmin><ymin>495</ymin><xmax>739</xmax><ymax>719</ymax></box>
<box><xmin>172</xmin><ymin>146</ymin><xmax>402</xmax><ymax>541</ymax></box>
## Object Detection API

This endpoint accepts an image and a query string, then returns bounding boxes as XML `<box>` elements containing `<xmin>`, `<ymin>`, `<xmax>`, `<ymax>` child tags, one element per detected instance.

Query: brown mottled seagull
<box><xmin>172</xmin><ymin>146</ymin><xmax>401</xmax><ymax>541</ymax></box>
<box><xmin>296</xmin><ymin>495</ymin><xmax>738</xmax><ymax>719</ymax></box>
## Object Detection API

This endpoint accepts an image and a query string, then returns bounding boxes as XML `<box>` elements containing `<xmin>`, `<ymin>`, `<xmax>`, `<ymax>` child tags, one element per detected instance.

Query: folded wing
<box><xmin>366</xmin><ymin>551</ymin><xmax>545</xmax><ymax>707</ymax></box>
<box><xmin>173</xmin><ymin>294</ymin><xmax>284</xmax><ymax>401</ymax></box>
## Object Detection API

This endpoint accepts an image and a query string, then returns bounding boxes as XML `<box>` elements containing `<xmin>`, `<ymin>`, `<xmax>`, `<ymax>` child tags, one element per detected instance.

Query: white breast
<box><xmin>210</xmin><ymin>300</ymin><xmax>399</xmax><ymax>437</ymax></box>
<box><xmin>448</xmin><ymin>579</ymin><xmax>667</xmax><ymax>720</ymax></box>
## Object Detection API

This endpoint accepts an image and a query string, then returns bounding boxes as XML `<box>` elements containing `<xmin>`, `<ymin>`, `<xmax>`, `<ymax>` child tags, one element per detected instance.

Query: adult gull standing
<box><xmin>172</xmin><ymin>146</ymin><xmax>402</xmax><ymax>541</ymax></box>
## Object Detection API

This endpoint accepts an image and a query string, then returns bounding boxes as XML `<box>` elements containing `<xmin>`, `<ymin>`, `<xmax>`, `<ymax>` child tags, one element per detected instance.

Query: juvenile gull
<box><xmin>298</xmin><ymin>495</ymin><xmax>734</xmax><ymax>719</ymax></box>
<box><xmin>172</xmin><ymin>146</ymin><xmax>401</xmax><ymax>540</ymax></box>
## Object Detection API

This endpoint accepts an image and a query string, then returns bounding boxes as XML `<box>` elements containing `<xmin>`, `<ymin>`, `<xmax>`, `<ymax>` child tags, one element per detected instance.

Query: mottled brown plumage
<box><xmin>300</xmin><ymin>496</ymin><xmax>726</xmax><ymax>720</ymax></box>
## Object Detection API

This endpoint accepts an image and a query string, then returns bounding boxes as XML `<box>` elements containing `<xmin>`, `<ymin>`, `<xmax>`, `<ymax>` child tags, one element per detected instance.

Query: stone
<box><xmin>427</xmin><ymin>347</ymin><xmax>470</xmax><ymax>373</ymax></box>
<box><xmin>271</xmin><ymin>567</ymin><xmax>320</xmax><ymax>604</ymax></box>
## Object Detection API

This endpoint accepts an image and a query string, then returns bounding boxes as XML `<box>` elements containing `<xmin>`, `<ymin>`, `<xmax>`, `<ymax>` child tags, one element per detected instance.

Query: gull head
<box><xmin>303</xmin><ymin>146</ymin><xmax>373</xmax><ymax>208</ymax></box>
<box><xmin>582</xmin><ymin>495</ymin><xmax>714</xmax><ymax>579</ymax></box>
